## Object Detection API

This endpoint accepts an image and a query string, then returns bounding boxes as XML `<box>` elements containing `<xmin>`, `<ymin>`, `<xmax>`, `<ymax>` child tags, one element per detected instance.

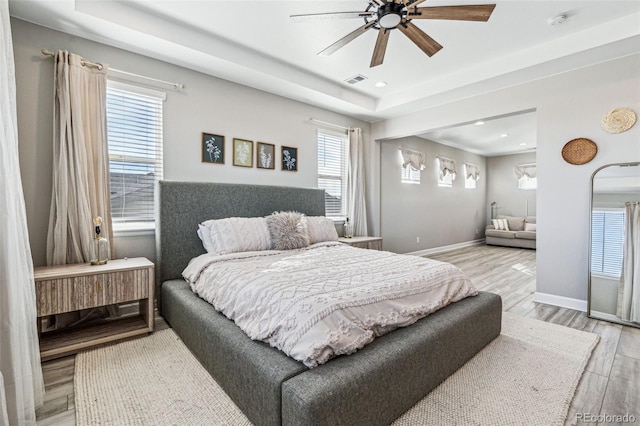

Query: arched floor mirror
<box><xmin>588</xmin><ymin>162</ymin><xmax>640</xmax><ymax>328</ymax></box>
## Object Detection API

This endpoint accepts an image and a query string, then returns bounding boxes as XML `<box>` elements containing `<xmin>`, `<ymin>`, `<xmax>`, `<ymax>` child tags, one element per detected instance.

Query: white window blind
<box><xmin>106</xmin><ymin>81</ymin><xmax>164</xmax><ymax>228</ymax></box>
<box><xmin>401</xmin><ymin>165</ymin><xmax>421</xmax><ymax>184</ymax></box>
<box><xmin>591</xmin><ymin>209</ymin><xmax>625</xmax><ymax>277</ymax></box>
<box><xmin>317</xmin><ymin>131</ymin><xmax>348</xmax><ymax>217</ymax></box>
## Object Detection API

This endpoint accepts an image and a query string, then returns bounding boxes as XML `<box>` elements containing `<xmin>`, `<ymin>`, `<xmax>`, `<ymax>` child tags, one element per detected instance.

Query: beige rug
<box><xmin>75</xmin><ymin>313</ymin><xmax>599</xmax><ymax>426</ymax></box>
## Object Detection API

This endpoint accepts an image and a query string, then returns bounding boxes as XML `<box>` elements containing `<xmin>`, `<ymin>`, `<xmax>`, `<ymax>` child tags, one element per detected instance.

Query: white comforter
<box><xmin>183</xmin><ymin>242</ymin><xmax>477</xmax><ymax>367</ymax></box>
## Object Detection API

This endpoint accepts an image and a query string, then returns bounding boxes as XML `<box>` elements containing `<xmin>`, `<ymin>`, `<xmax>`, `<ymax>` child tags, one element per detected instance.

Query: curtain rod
<box><xmin>41</xmin><ymin>49</ymin><xmax>185</xmax><ymax>90</ymax></box>
<box><xmin>308</xmin><ymin>117</ymin><xmax>351</xmax><ymax>132</ymax></box>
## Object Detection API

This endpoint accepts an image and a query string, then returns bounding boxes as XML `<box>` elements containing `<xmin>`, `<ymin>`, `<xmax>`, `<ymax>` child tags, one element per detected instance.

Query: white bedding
<box><xmin>183</xmin><ymin>242</ymin><xmax>477</xmax><ymax>367</ymax></box>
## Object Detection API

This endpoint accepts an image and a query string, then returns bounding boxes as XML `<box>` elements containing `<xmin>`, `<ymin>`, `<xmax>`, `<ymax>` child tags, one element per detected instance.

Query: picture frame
<box><xmin>256</xmin><ymin>142</ymin><xmax>275</xmax><ymax>169</ymax></box>
<box><xmin>281</xmin><ymin>146</ymin><xmax>298</xmax><ymax>172</ymax></box>
<box><xmin>201</xmin><ymin>133</ymin><xmax>225</xmax><ymax>164</ymax></box>
<box><xmin>233</xmin><ymin>138</ymin><xmax>254</xmax><ymax>167</ymax></box>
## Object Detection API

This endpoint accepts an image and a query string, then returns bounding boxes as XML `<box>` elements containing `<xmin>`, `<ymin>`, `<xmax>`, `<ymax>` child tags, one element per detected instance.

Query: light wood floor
<box><xmin>36</xmin><ymin>245</ymin><xmax>640</xmax><ymax>425</ymax></box>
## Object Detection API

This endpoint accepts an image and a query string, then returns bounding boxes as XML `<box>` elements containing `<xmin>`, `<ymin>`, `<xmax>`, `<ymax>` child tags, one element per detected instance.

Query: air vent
<box><xmin>344</xmin><ymin>74</ymin><xmax>368</xmax><ymax>85</ymax></box>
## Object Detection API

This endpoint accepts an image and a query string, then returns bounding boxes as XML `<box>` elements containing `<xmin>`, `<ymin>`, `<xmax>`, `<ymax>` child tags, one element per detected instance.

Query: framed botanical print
<box><xmin>202</xmin><ymin>133</ymin><xmax>224</xmax><ymax>164</ymax></box>
<box><xmin>281</xmin><ymin>146</ymin><xmax>298</xmax><ymax>172</ymax></box>
<box><xmin>257</xmin><ymin>142</ymin><xmax>275</xmax><ymax>169</ymax></box>
<box><xmin>233</xmin><ymin>138</ymin><xmax>253</xmax><ymax>167</ymax></box>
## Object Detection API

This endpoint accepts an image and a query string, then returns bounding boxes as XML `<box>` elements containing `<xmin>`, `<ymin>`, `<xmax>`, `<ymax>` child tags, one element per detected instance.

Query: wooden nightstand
<box><xmin>338</xmin><ymin>236</ymin><xmax>383</xmax><ymax>250</ymax></box>
<box><xmin>34</xmin><ymin>257</ymin><xmax>154</xmax><ymax>360</ymax></box>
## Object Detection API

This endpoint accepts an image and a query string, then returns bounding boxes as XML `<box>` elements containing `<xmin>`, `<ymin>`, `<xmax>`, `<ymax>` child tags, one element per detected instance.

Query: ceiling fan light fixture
<box><xmin>377</xmin><ymin>2</ymin><xmax>405</xmax><ymax>29</ymax></box>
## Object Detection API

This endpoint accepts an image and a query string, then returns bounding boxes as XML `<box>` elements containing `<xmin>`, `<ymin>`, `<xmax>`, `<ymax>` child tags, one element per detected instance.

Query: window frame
<box><xmin>590</xmin><ymin>208</ymin><xmax>625</xmax><ymax>278</ymax></box>
<box><xmin>106</xmin><ymin>80</ymin><xmax>165</xmax><ymax>235</ymax></box>
<box><xmin>317</xmin><ymin>129</ymin><xmax>349</xmax><ymax>218</ymax></box>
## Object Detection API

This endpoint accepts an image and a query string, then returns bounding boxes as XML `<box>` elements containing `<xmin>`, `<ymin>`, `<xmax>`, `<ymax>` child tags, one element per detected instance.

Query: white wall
<box><xmin>486</xmin><ymin>152</ymin><xmax>537</xmax><ymax>219</ymax></box>
<box><xmin>380</xmin><ymin>137</ymin><xmax>487</xmax><ymax>253</ymax></box>
<box><xmin>11</xmin><ymin>18</ymin><xmax>372</xmax><ymax>266</ymax></box>
<box><xmin>373</xmin><ymin>53</ymin><xmax>640</xmax><ymax>304</ymax></box>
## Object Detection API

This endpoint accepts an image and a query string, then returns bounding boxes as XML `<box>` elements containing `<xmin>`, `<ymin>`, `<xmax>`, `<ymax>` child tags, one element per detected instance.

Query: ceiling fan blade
<box><xmin>397</xmin><ymin>21</ymin><xmax>443</xmax><ymax>57</ymax></box>
<box><xmin>407</xmin><ymin>5</ymin><xmax>496</xmax><ymax>21</ymax></box>
<box><xmin>318</xmin><ymin>21</ymin><xmax>376</xmax><ymax>56</ymax></box>
<box><xmin>370</xmin><ymin>28</ymin><xmax>391</xmax><ymax>67</ymax></box>
<box><xmin>291</xmin><ymin>11</ymin><xmax>375</xmax><ymax>22</ymax></box>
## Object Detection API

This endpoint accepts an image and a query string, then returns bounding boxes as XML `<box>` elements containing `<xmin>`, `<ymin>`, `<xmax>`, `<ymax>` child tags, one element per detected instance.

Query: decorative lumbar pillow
<box><xmin>524</xmin><ymin>223</ymin><xmax>537</xmax><ymax>232</ymax></box>
<box><xmin>306</xmin><ymin>216</ymin><xmax>339</xmax><ymax>244</ymax></box>
<box><xmin>198</xmin><ymin>217</ymin><xmax>271</xmax><ymax>254</ymax></box>
<box><xmin>266</xmin><ymin>211</ymin><xmax>310</xmax><ymax>250</ymax></box>
<box><xmin>492</xmin><ymin>218</ymin><xmax>510</xmax><ymax>231</ymax></box>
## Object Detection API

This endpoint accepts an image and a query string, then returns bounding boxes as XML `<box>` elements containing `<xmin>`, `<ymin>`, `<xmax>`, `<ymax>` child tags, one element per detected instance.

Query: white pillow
<box><xmin>198</xmin><ymin>217</ymin><xmax>272</xmax><ymax>254</ymax></box>
<box><xmin>306</xmin><ymin>216</ymin><xmax>339</xmax><ymax>244</ymax></box>
<box><xmin>524</xmin><ymin>223</ymin><xmax>537</xmax><ymax>232</ymax></box>
<box><xmin>491</xmin><ymin>219</ymin><xmax>510</xmax><ymax>231</ymax></box>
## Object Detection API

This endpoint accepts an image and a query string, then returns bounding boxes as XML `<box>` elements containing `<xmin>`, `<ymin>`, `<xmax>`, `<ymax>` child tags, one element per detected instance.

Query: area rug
<box><xmin>75</xmin><ymin>312</ymin><xmax>599</xmax><ymax>426</ymax></box>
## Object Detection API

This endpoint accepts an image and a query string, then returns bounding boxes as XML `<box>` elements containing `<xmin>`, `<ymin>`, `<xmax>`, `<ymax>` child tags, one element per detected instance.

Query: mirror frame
<box><xmin>587</xmin><ymin>162</ymin><xmax>640</xmax><ymax>328</ymax></box>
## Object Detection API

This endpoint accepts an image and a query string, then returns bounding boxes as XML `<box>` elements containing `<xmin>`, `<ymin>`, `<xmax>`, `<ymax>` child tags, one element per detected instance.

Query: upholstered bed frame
<box><xmin>157</xmin><ymin>181</ymin><xmax>502</xmax><ymax>426</ymax></box>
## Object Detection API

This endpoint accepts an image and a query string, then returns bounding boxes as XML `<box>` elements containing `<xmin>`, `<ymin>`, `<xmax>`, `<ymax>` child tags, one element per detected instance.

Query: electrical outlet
<box><xmin>475</xmin><ymin>228</ymin><xmax>479</xmax><ymax>235</ymax></box>
<box><xmin>416</xmin><ymin>237</ymin><xmax>420</xmax><ymax>244</ymax></box>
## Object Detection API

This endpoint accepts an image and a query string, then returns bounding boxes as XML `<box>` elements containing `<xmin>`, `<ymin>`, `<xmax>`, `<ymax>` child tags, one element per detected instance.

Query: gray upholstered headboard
<box><xmin>156</xmin><ymin>181</ymin><xmax>326</xmax><ymax>293</ymax></box>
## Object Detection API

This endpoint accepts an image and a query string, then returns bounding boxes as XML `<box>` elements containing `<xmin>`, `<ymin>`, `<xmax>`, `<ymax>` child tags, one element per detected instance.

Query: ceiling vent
<box><xmin>344</xmin><ymin>74</ymin><xmax>368</xmax><ymax>85</ymax></box>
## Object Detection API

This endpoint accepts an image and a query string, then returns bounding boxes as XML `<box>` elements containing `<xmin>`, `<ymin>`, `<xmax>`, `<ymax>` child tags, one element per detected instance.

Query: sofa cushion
<box><xmin>499</xmin><ymin>216</ymin><xmax>525</xmax><ymax>231</ymax></box>
<box><xmin>524</xmin><ymin>223</ymin><xmax>537</xmax><ymax>232</ymax></box>
<box><xmin>515</xmin><ymin>231</ymin><xmax>536</xmax><ymax>240</ymax></box>
<box><xmin>485</xmin><ymin>229</ymin><xmax>516</xmax><ymax>239</ymax></box>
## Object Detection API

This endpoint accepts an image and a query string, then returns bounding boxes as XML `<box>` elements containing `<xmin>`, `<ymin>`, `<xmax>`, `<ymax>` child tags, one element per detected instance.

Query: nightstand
<box><xmin>34</xmin><ymin>257</ymin><xmax>154</xmax><ymax>360</ymax></box>
<box><xmin>338</xmin><ymin>236</ymin><xmax>383</xmax><ymax>250</ymax></box>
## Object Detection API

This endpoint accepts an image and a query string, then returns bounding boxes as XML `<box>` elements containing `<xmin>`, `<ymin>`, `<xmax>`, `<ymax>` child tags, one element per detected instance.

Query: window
<box><xmin>515</xmin><ymin>164</ymin><xmax>537</xmax><ymax>190</ymax></box>
<box><xmin>401</xmin><ymin>166</ymin><xmax>421</xmax><ymax>184</ymax></box>
<box><xmin>591</xmin><ymin>209</ymin><xmax>625</xmax><ymax>277</ymax></box>
<box><xmin>437</xmin><ymin>157</ymin><xmax>456</xmax><ymax>188</ymax></box>
<box><xmin>518</xmin><ymin>175</ymin><xmax>537</xmax><ymax>190</ymax></box>
<box><xmin>317</xmin><ymin>131</ymin><xmax>348</xmax><ymax>217</ymax></box>
<box><xmin>106</xmin><ymin>81</ymin><xmax>164</xmax><ymax>230</ymax></box>
<box><xmin>464</xmin><ymin>163</ymin><xmax>479</xmax><ymax>189</ymax></box>
<box><xmin>399</xmin><ymin>148</ymin><xmax>424</xmax><ymax>184</ymax></box>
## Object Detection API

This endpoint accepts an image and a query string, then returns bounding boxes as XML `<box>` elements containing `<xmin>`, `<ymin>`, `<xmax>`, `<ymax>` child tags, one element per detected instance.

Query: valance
<box><xmin>465</xmin><ymin>163</ymin><xmax>480</xmax><ymax>181</ymax></box>
<box><xmin>437</xmin><ymin>156</ymin><xmax>457</xmax><ymax>179</ymax></box>
<box><xmin>514</xmin><ymin>164</ymin><xmax>536</xmax><ymax>179</ymax></box>
<box><xmin>399</xmin><ymin>147</ymin><xmax>426</xmax><ymax>171</ymax></box>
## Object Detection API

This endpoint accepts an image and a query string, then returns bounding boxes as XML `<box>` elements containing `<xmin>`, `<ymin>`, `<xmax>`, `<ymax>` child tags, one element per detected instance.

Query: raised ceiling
<box><xmin>9</xmin><ymin>1</ymin><xmax>640</xmax><ymax>122</ymax></box>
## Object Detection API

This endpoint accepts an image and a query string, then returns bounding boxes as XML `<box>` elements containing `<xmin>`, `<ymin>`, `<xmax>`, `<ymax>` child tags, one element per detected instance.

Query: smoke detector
<box><xmin>547</xmin><ymin>14</ymin><xmax>567</xmax><ymax>26</ymax></box>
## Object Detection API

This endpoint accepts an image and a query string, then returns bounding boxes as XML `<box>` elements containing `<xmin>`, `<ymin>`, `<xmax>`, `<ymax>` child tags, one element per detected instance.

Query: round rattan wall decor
<box><xmin>601</xmin><ymin>107</ymin><xmax>636</xmax><ymax>134</ymax></box>
<box><xmin>562</xmin><ymin>138</ymin><xmax>597</xmax><ymax>165</ymax></box>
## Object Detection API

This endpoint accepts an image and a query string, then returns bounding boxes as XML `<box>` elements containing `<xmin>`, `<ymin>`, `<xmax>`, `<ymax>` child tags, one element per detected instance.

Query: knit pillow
<box><xmin>266</xmin><ymin>211</ymin><xmax>310</xmax><ymax>250</ymax></box>
<box><xmin>306</xmin><ymin>216</ymin><xmax>339</xmax><ymax>244</ymax></box>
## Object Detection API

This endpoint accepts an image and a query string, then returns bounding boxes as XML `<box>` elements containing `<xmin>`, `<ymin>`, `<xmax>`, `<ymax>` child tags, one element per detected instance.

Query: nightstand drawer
<box><xmin>36</xmin><ymin>268</ymin><xmax>150</xmax><ymax>316</ymax></box>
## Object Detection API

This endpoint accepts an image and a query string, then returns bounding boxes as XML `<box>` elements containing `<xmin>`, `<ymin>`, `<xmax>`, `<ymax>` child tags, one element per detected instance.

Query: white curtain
<box><xmin>617</xmin><ymin>202</ymin><xmax>640</xmax><ymax>323</ymax></box>
<box><xmin>399</xmin><ymin>147</ymin><xmax>426</xmax><ymax>171</ymax></box>
<box><xmin>514</xmin><ymin>164</ymin><xmax>536</xmax><ymax>179</ymax></box>
<box><xmin>347</xmin><ymin>128</ymin><xmax>368</xmax><ymax>236</ymax></box>
<box><xmin>0</xmin><ymin>4</ymin><xmax>45</xmax><ymax>424</ymax></box>
<box><xmin>465</xmin><ymin>163</ymin><xmax>480</xmax><ymax>181</ymax></box>
<box><xmin>437</xmin><ymin>156</ymin><xmax>457</xmax><ymax>179</ymax></box>
<box><xmin>46</xmin><ymin>51</ymin><xmax>113</xmax><ymax>265</ymax></box>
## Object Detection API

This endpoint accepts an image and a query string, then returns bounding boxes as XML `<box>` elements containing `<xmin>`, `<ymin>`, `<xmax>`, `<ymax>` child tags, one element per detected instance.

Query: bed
<box><xmin>157</xmin><ymin>181</ymin><xmax>502</xmax><ymax>426</ymax></box>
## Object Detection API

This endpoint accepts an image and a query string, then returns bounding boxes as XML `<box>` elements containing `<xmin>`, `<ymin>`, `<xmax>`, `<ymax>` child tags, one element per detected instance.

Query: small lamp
<box><xmin>91</xmin><ymin>216</ymin><xmax>109</xmax><ymax>265</ymax></box>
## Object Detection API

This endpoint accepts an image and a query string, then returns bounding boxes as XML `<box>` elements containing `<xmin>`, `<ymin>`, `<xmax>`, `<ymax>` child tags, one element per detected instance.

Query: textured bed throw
<box><xmin>183</xmin><ymin>242</ymin><xmax>477</xmax><ymax>367</ymax></box>
<box><xmin>74</xmin><ymin>313</ymin><xmax>599</xmax><ymax>426</ymax></box>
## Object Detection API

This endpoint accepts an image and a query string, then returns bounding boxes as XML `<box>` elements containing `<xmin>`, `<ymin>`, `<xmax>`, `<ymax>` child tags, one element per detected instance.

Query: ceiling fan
<box><xmin>291</xmin><ymin>1</ymin><xmax>496</xmax><ymax>68</ymax></box>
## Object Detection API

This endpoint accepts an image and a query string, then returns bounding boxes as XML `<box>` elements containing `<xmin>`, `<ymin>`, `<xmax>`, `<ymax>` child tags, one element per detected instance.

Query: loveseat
<box><xmin>486</xmin><ymin>215</ymin><xmax>536</xmax><ymax>249</ymax></box>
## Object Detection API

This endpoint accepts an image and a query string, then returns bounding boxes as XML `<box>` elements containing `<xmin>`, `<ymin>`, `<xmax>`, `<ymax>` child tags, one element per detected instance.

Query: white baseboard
<box><xmin>534</xmin><ymin>292</ymin><xmax>587</xmax><ymax>312</ymax></box>
<box><xmin>407</xmin><ymin>239</ymin><xmax>485</xmax><ymax>257</ymax></box>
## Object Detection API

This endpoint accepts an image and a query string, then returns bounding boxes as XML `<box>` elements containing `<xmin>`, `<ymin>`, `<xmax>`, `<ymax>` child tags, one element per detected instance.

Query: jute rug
<box><xmin>75</xmin><ymin>313</ymin><xmax>599</xmax><ymax>425</ymax></box>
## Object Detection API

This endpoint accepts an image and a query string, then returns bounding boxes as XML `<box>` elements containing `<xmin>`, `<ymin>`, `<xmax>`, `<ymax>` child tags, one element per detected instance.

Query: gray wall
<box><xmin>486</xmin><ymin>152</ymin><xmax>537</xmax><ymax>219</ymax></box>
<box><xmin>11</xmin><ymin>18</ymin><xmax>372</xmax><ymax>266</ymax></box>
<box><xmin>380</xmin><ymin>137</ymin><xmax>487</xmax><ymax>253</ymax></box>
